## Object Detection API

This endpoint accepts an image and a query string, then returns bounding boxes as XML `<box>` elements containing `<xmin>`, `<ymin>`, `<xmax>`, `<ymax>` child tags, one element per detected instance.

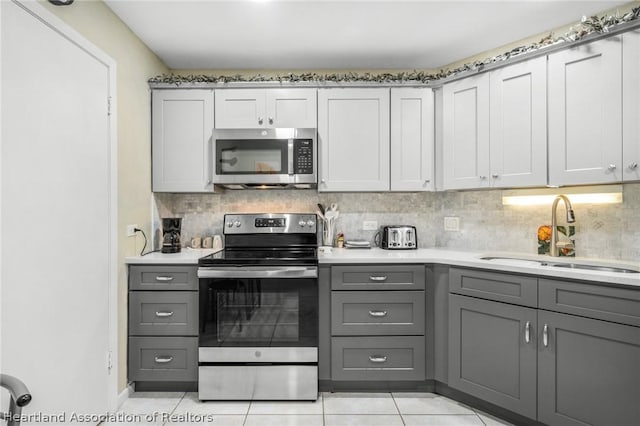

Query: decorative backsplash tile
<box><xmin>153</xmin><ymin>182</ymin><xmax>640</xmax><ymax>261</ymax></box>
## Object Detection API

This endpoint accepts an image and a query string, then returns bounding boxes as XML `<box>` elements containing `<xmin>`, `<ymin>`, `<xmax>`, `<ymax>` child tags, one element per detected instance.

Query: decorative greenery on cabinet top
<box><xmin>149</xmin><ymin>7</ymin><xmax>640</xmax><ymax>87</ymax></box>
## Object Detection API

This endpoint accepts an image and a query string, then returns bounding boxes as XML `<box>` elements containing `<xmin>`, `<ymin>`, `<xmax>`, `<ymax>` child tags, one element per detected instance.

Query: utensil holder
<box><xmin>322</xmin><ymin>218</ymin><xmax>335</xmax><ymax>246</ymax></box>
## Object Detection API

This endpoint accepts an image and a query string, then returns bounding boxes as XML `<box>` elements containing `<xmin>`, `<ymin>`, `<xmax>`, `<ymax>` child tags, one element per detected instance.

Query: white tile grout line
<box><xmin>390</xmin><ymin>392</ymin><xmax>407</xmax><ymax>426</ymax></box>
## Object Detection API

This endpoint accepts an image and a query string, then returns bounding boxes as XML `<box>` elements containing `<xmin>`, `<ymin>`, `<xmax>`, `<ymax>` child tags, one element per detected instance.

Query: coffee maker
<box><xmin>161</xmin><ymin>217</ymin><xmax>182</xmax><ymax>253</ymax></box>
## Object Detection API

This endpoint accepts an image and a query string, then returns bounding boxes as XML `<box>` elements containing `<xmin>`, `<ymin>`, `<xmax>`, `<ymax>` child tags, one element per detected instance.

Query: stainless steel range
<box><xmin>197</xmin><ymin>213</ymin><xmax>318</xmax><ymax>401</ymax></box>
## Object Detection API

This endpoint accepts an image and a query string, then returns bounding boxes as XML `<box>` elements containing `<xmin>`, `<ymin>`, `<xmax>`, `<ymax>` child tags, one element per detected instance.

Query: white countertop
<box><xmin>125</xmin><ymin>246</ymin><xmax>640</xmax><ymax>288</ymax></box>
<box><xmin>125</xmin><ymin>248</ymin><xmax>220</xmax><ymax>264</ymax></box>
<box><xmin>319</xmin><ymin>247</ymin><xmax>640</xmax><ymax>288</ymax></box>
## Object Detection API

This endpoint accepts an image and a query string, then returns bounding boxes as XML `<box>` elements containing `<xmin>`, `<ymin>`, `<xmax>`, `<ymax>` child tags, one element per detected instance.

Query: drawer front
<box><xmin>332</xmin><ymin>265</ymin><xmax>425</xmax><ymax>290</ymax></box>
<box><xmin>129</xmin><ymin>291</ymin><xmax>198</xmax><ymax>336</ymax></box>
<box><xmin>128</xmin><ymin>336</ymin><xmax>197</xmax><ymax>382</ymax></box>
<box><xmin>129</xmin><ymin>265</ymin><xmax>198</xmax><ymax>291</ymax></box>
<box><xmin>331</xmin><ymin>291</ymin><xmax>425</xmax><ymax>335</ymax></box>
<box><xmin>332</xmin><ymin>336</ymin><xmax>425</xmax><ymax>381</ymax></box>
<box><xmin>449</xmin><ymin>267</ymin><xmax>538</xmax><ymax>307</ymax></box>
<box><xmin>539</xmin><ymin>279</ymin><xmax>640</xmax><ymax>327</ymax></box>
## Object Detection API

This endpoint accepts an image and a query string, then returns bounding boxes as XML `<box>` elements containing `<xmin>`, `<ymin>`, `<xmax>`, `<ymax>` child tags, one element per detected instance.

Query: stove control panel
<box><xmin>223</xmin><ymin>213</ymin><xmax>318</xmax><ymax>234</ymax></box>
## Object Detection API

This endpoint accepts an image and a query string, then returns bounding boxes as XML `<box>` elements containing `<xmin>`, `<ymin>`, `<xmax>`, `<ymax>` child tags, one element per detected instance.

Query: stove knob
<box><xmin>306</xmin><ymin>220</ymin><xmax>315</xmax><ymax>227</ymax></box>
<box><xmin>226</xmin><ymin>221</ymin><xmax>233</xmax><ymax>228</ymax></box>
<box><xmin>298</xmin><ymin>220</ymin><xmax>306</xmax><ymax>227</ymax></box>
<box><xmin>234</xmin><ymin>220</ymin><xmax>241</xmax><ymax>227</ymax></box>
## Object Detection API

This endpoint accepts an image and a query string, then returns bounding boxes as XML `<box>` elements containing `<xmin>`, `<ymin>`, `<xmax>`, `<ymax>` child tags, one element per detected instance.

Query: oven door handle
<box><xmin>198</xmin><ymin>266</ymin><xmax>318</xmax><ymax>279</ymax></box>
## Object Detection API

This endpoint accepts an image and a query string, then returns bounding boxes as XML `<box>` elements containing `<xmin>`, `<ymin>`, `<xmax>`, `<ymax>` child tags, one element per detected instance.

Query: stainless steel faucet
<box><xmin>550</xmin><ymin>195</ymin><xmax>576</xmax><ymax>257</ymax></box>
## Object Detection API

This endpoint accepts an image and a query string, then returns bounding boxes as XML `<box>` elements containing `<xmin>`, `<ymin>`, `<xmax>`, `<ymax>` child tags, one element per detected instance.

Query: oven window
<box><xmin>216</xmin><ymin>139</ymin><xmax>287</xmax><ymax>174</ymax></box>
<box><xmin>199</xmin><ymin>277</ymin><xmax>318</xmax><ymax>347</ymax></box>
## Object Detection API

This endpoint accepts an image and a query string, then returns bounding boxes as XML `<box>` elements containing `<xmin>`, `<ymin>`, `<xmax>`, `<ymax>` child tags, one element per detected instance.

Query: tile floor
<box><xmin>103</xmin><ymin>392</ymin><xmax>514</xmax><ymax>426</ymax></box>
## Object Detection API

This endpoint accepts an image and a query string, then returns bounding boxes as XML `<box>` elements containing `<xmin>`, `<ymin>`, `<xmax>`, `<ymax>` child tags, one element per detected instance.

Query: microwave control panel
<box><xmin>293</xmin><ymin>139</ymin><xmax>314</xmax><ymax>174</ymax></box>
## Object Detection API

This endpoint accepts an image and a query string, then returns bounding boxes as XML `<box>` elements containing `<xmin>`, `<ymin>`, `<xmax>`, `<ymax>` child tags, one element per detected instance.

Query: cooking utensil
<box><xmin>317</xmin><ymin>203</ymin><xmax>325</xmax><ymax>216</ymax></box>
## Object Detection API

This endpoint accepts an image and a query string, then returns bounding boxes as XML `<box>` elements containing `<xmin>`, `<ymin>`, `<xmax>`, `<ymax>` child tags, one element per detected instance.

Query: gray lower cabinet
<box><xmin>332</xmin><ymin>336</ymin><xmax>425</xmax><ymax>381</ymax></box>
<box><xmin>448</xmin><ymin>294</ymin><xmax>537</xmax><ymax>419</ymax></box>
<box><xmin>128</xmin><ymin>265</ymin><xmax>198</xmax><ymax>388</ymax></box>
<box><xmin>327</xmin><ymin>264</ymin><xmax>427</xmax><ymax>384</ymax></box>
<box><xmin>538</xmin><ymin>310</ymin><xmax>640</xmax><ymax>426</ymax></box>
<box><xmin>448</xmin><ymin>267</ymin><xmax>640</xmax><ymax>426</ymax></box>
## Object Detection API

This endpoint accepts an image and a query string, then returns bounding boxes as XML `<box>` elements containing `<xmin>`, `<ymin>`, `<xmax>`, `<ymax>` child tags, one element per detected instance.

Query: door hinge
<box><xmin>107</xmin><ymin>351</ymin><xmax>113</xmax><ymax>372</ymax></box>
<box><xmin>107</xmin><ymin>97</ymin><xmax>112</xmax><ymax>116</ymax></box>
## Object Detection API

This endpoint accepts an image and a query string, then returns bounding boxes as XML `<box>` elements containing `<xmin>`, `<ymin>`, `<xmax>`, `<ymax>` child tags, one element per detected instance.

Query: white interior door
<box><xmin>1</xmin><ymin>0</ymin><xmax>116</xmax><ymax>422</ymax></box>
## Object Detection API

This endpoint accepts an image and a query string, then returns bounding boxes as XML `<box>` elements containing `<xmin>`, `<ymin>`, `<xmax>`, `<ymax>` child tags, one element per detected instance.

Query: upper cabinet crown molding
<box><xmin>152</xmin><ymin>89</ymin><xmax>215</xmax><ymax>193</ymax></box>
<box><xmin>214</xmin><ymin>88</ymin><xmax>317</xmax><ymax>129</ymax></box>
<box><xmin>548</xmin><ymin>36</ymin><xmax>623</xmax><ymax>186</ymax></box>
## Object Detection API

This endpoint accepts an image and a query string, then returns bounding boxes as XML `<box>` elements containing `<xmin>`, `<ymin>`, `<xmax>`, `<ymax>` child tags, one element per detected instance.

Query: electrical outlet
<box><xmin>363</xmin><ymin>220</ymin><xmax>378</xmax><ymax>231</ymax></box>
<box><xmin>126</xmin><ymin>224</ymin><xmax>138</xmax><ymax>237</ymax></box>
<box><xmin>444</xmin><ymin>217</ymin><xmax>460</xmax><ymax>232</ymax></box>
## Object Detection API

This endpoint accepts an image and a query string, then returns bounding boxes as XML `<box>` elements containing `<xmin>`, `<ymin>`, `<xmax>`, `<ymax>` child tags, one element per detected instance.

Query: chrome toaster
<box><xmin>379</xmin><ymin>225</ymin><xmax>417</xmax><ymax>250</ymax></box>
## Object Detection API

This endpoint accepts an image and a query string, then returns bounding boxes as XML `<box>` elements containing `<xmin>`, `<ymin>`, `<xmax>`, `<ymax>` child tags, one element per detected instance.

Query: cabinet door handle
<box><xmin>155</xmin><ymin>311</ymin><xmax>174</xmax><ymax>318</ymax></box>
<box><xmin>608</xmin><ymin>164</ymin><xmax>617</xmax><ymax>171</ymax></box>
<box><xmin>368</xmin><ymin>355</ymin><xmax>388</xmax><ymax>363</ymax></box>
<box><xmin>368</xmin><ymin>310</ymin><xmax>388</xmax><ymax>317</ymax></box>
<box><xmin>629</xmin><ymin>162</ymin><xmax>638</xmax><ymax>170</ymax></box>
<box><xmin>543</xmin><ymin>324</ymin><xmax>549</xmax><ymax>347</ymax></box>
<box><xmin>369</xmin><ymin>275</ymin><xmax>388</xmax><ymax>282</ymax></box>
<box><xmin>268</xmin><ymin>117</ymin><xmax>274</xmax><ymax>125</ymax></box>
<box><xmin>524</xmin><ymin>321</ymin><xmax>531</xmax><ymax>344</ymax></box>
<box><xmin>155</xmin><ymin>276</ymin><xmax>174</xmax><ymax>282</ymax></box>
<box><xmin>154</xmin><ymin>356</ymin><xmax>174</xmax><ymax>364</ymax></box>
<box><xmin>258</xmin><ymin>117</ymin><xmax>264</xmax><ymax>125</ymax></box>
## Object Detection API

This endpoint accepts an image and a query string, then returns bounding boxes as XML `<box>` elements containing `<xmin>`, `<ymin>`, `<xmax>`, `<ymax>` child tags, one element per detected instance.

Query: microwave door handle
<box><xmin>288</xmin><ymin>139</ymin><xmax>294</xmax><ymax>175</ymax></box>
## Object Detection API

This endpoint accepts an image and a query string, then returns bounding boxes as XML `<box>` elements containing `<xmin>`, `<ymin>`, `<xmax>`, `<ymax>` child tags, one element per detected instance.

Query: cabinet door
<box><xmin>214</xmin><ymin>89</ymin><xmax>266</xmax><ymax>128</ymax></box>
<box><xmin>152</xmin><ymin>89</ymin><xmax>214</xmax><ymax>192</ymax></box>
<box><xmin>489</xmin><ymin>56</ymin><xmax>547</xmax><ymax>188</ymax></box>
<box><xmin>266</xmin><ymin>88</ymin><xmax>317</xmax><ymax>128</ymax></box>
<box><xmin>442</xmin><ymin>73</ymin><xmax>490</xmax><ymax>189</ymax></box>
<box><xmin>623</xmin><ymin>30</ymin><xmax>640</xmax><ymax>181</ymax></box>
<box><xmin>318</xmin><ymin>88</ymin><xmax>390</xmax><ymax>191</ymax></box>
<box><xmin>548</xmin><ymin>37</ymin><xmax>623</xmax><ymax>186</ymax></box>
<box><xmin>390</xmin><ymin>88</ymin><xmax>434</xmax><ymax>191</ymax></box>
<box><xmin>538</xmin><ymin>310</ymin><xmax>640</xmax><ymax>426</ymax></box>
<box><xmin>448</xmin><ymin>294</ymin><xmax>537</xmax><ymax>419</ymax></box>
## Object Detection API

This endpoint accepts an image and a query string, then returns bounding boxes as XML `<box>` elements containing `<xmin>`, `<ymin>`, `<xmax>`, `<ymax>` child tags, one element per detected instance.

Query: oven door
<box><xmin>198</xmin><ymin>266</ymin><xmax>318</xmax><ymax>351</ymax></box>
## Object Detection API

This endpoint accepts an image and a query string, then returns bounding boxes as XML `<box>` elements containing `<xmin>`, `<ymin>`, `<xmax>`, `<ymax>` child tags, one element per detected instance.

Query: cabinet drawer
<box><xmin>539</xmin><ymin>279</ymin><xmax>640</xmax><ymax>327</ymax></box>
<box><xmin>128</xmin><ymin>336</ymin><xmax>197</xmax><ymax>382</ymax></box>
<box><xmin>129</xmin><ymin>265</ymin><xmax>198</xmax><ymax>291</ymax></box>
<box><xmin>129</xmin><ymin>291</ymin><xmax>198</xmax><ymax>336</ymax></box>
<box><xmin>449</xmin><ymin>267</ymin><xmax>538</xmax><ymax>307</ymax></box>
<box><xmin>331</xmin><ymin>291</ymin><xmax>425</xmax><ymax>335</ymax></box>
<box><xmin>331</xmin><ymin>336</ymin><xmax>425</xmax><ymax>381</ymax></box>
<box><xmin>332</xmin><ymin>265</ymin><xmax>425</xmax><ymax>290</ymax></box>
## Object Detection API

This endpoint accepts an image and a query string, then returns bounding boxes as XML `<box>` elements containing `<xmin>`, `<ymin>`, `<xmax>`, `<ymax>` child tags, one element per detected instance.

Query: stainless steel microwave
<box><xmin>212</xmin><ymin>128</ymin><xmax>317</xmax><ymax>189</ymax></box>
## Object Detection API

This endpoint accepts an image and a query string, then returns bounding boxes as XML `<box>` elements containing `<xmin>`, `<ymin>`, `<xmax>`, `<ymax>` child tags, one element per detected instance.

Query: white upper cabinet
<box><xmin>214</xmin><ymin>88</ymin><xmax>317</xmax><ymax>129</ymax></box>
<box><xmin>390</xmin><ymin>88</ymin><xmax>434</xmax><ymax>191</ymax></box>
<box><xmin>623</xmin><ymin>29</ymin><xmax>640</xmax><ymax>182</ymax></box>
<box><xmin>442</xmin><ymin>73</ymin><xmax>491</xmax><ymax>190</ymax></box>
<box><xmin>548</xmin><ymin>37</ymin><xmax>623</xmax><ymax>186</ymax></box>
<box><xmin>152</xmin><ymin>89</ymin><xmax>215</xmax><ymax>192</ymax></box>
<box><xmin>489</xmin><ymin>56</ymin><xmax>547</xmax><ymax>188</ymax></box>
<box><xmin>318</xmin><ymin>88</ymin><xmax>390</xmax><ymax>192</ymax></box>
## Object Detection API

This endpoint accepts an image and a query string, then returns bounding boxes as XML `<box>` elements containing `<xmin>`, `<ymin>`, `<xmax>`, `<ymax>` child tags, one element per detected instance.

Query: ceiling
<box><xmin>105</xmin><ymin>0</ymin><xmax>630</xmax><ymax>70</ymax></box>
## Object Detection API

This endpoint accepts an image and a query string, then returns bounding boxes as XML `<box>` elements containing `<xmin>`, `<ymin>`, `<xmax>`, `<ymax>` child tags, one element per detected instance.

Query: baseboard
<box><xmin>117</xmin><ymin>383</ymin><xmax>134</xmax><ymax>409</ymax></box>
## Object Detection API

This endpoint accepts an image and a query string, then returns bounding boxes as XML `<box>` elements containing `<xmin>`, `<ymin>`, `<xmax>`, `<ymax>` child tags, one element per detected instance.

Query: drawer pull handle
<box><xmin>543</xmin><ymin>324</ymin><xmax>549</xmax><ymax>347</ymax></box>
<box><xmin>369</xmin><ymin>276</ymin><xmax>388</xmax><ymax>282</ymax></box>
<box><xmin>155</xmin><ymin>276</ymin><xmax>174</xmax><ymax>282</ymax></box>
<box><xmin>155</xmin><ymin>311</ymin><xmax>174</xmax><ymax>317</ymax></box>
<box><xmin>368</xmin><ymin>310</ymin><xmax>388</xmax><ymax>317</ymax></box>
<box><xmin>369</xmin><ymin>356</ymin><xmax>388</xmax><ymax>363</ymax></box>
<box><xmin>524</xmin><ymin>321</ymin><xmax>531</xmax><ymax>344</ymax></box>
<box><xmin>154</xmin><ymin>356</ymin><xmax>174</xmax><ymax>364</ymax></box>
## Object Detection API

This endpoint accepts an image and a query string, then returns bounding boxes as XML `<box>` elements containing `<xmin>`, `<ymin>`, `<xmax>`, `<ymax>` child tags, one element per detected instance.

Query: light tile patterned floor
<box><xmin>102</xmin><ymin>392</ymin><xmax>514</xmax><ymax>426</ymax></box>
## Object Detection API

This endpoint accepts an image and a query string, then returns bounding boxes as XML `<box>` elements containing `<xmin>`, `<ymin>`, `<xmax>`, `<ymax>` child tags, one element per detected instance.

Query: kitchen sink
<box><xmin>479</xmin><ymin>256</ymin><xmax>640</xmax><ymax>274</ymax></box>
